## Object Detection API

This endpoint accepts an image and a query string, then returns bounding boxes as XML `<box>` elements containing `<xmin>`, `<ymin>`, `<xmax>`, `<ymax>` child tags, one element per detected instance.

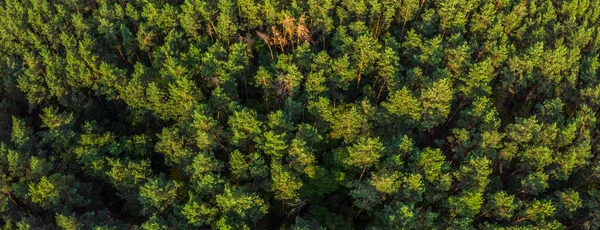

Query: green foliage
<box><xmin>215</xmin><ymin>186</ymin><xmax>268</xmax><ymax>226</ymax></box>
<box><xmin>139</xmin><ymin>174</ymin><xmax>182</xmax><ymax>215</ymax></box>
<box><xmin>0</xmin><ymin>0</ymin><xmax>599</xmax><ymax>228</ymax></box>
<box><xmin>28</xmin><ymin>176</ymin><xmax>60</xmax><ymax>208</ymax></box>
<box><xmin>270</xmin><ymin>162</ymin><xmax>303</xmax><ymax>201</ymax></box>
<box><xmin>414</xmin><ymin>148</ymin><xmax>446</xmax><ymax>182</ymax></box>
<box><xmin>55</xmin><ymin>213</ymin><xmax>81</xmax><ymax>230</ymax></box>
<box><xmin>485</xmin><ymin>191</ymin><xmax>518</xmax><ymax>221</ymax></box>
<box><xmin>228</xmin><ymin>108</ymin><xmax>262</xmax><ymax>146</ymax></box>
<box><xmin>141</xmin><ymin>215</ymin><xmax>168</xmax><ymax>230</ymax></box>
<box><xmin>28</xmin><ymin>174</ymin><xmax>87</xmax><ymax>210</ymax></box>
<box><xmin>382</xmin><ymin>87</ymin><xmax>420</xmax><ymax>121</ymax></box>
<box><xmin>344</xmin><ymin>137</ymin><xmax>384</xmax><ymax>180</ymax></box>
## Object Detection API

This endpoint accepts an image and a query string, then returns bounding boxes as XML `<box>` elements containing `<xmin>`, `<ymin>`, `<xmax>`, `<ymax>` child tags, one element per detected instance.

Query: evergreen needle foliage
<box><xmin>1</xmin><ymin>0</ymin><xmax>600</xmax><ymax>229</ymax></box>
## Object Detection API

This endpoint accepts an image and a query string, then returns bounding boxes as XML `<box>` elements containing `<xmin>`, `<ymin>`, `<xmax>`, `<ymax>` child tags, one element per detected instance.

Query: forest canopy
<box><xmin>1</xmin><ymin>0</ymin><xmax>600</xmax><ymax>229</ymax></box>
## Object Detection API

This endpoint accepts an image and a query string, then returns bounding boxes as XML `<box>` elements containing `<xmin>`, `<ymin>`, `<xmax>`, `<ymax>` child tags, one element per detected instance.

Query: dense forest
<box><xmin>1</xmin><ymin>0</ymin><xmax>600</xmax><ymax>229</ymax></box>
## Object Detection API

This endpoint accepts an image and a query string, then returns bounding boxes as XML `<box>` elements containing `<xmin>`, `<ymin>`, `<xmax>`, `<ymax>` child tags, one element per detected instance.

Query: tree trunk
<box><xmin>359</xmin><ymin>165</ymin><xmax>367</xmax><ymax>180</ymax></box>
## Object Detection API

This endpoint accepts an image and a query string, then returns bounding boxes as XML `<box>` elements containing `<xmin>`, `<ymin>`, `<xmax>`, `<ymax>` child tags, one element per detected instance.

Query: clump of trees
<box><xmin>1</xmin><ymin>0</ymin><xmax>600</xmax><ymax>229</ymax></box>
